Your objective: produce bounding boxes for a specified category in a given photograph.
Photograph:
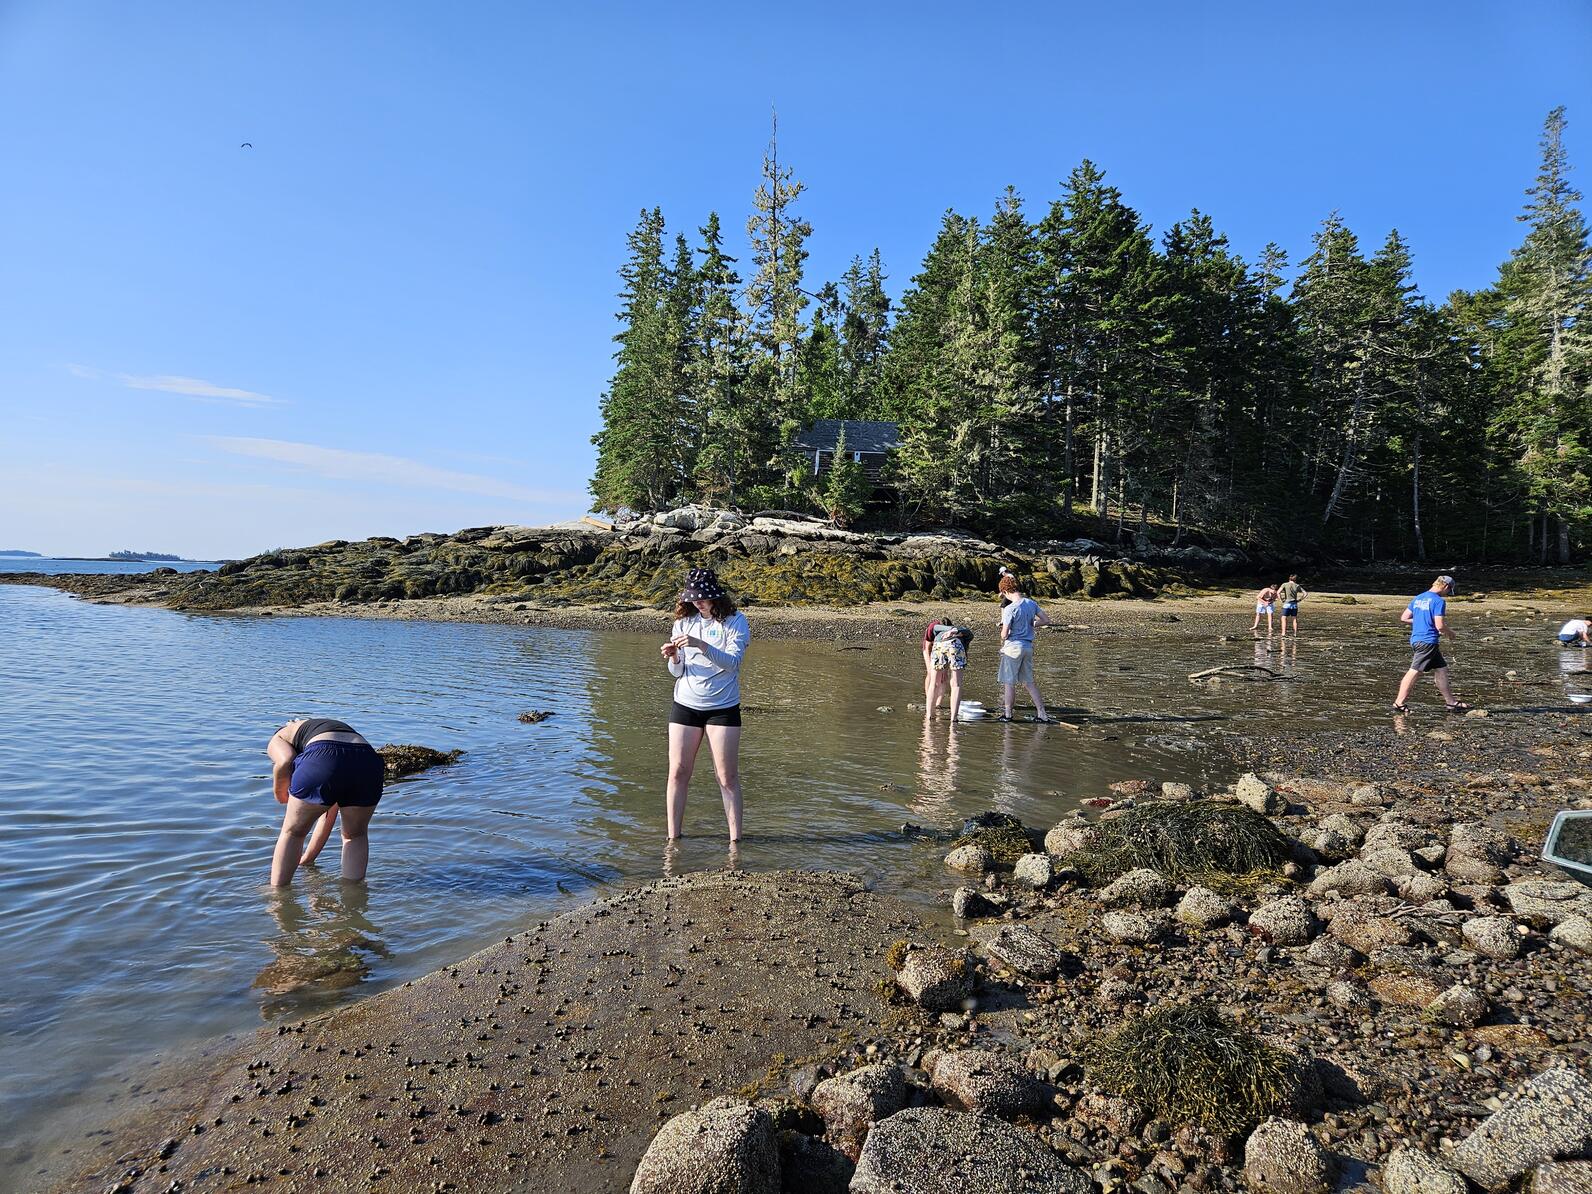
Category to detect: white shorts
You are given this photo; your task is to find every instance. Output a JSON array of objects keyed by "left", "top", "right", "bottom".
[
  {"left": 1256, "top": 602, "right": 1274, "bottom": 614},
  {"left": 997, "top": 641, "right": 1034, "bottom": 686}
]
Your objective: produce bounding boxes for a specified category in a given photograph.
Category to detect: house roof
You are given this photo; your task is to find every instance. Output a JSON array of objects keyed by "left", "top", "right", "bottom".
[{"left": 790, "top": 419, "right": 901, "bottom": 454}]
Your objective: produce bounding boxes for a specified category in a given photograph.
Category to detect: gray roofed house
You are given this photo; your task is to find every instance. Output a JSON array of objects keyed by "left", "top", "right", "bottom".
[{"left": 790, "top": 419, "right": 901, "bottom": 484}]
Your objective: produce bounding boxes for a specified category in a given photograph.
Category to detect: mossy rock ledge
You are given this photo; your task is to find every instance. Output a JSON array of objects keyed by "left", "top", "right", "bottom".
[{"left": 45, "top": 511, "right": 1204, "bottom": 612}]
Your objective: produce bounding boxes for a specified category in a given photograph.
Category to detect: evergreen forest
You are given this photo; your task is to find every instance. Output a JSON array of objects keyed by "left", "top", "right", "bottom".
[{"left": 590, "top": 110, "right": 1592, "bottom": 564}]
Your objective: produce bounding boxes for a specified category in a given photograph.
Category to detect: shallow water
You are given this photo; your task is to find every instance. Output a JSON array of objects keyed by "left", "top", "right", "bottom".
[{"left": 2, "top": 583, "right": 1587, "bottom": 1174}]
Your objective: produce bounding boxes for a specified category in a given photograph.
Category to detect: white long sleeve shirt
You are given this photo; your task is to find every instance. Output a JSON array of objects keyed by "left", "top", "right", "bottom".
[{"left": 666, "top": 612, "right": 750, "bottom": 710}]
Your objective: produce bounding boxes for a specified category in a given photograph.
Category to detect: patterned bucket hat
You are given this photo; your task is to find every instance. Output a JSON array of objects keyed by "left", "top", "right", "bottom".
[{"left": 680, "top": 568, "right": 727, "bottom": 601}]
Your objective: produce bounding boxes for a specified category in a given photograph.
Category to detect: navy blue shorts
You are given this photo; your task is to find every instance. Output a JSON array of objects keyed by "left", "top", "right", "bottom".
[
  {"left": 289, "top": 741, "right": 385, "bottom": 807},
  {"left": 1282, "top": 604, "right": 1299, "bottom": 617}
]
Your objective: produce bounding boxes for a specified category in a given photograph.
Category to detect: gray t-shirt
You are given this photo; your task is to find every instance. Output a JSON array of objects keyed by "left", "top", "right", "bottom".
[
  {"left": 1001, "top": 597, "right": 1041, "bottom": 646},
  {"left": 667, "top": 611, "right": 750, "bottom": 710}
]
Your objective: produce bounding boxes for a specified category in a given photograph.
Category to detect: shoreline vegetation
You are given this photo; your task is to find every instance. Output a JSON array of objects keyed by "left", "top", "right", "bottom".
[
  {"left": 23, "top": 704, "right": 1592, "bottom": 1192},
  {"left": 588, "top": 111, "right": 1591, "bottom": 570}
]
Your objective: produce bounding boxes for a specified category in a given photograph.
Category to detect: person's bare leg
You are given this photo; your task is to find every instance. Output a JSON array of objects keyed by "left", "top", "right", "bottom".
[
  {"left": 1025, "top": 680, "right": 1048, "bottom": 721},
  {"left": 1433, "top": 667, "right": 1456, "bottom": 705},
  {"left": 705, "top": 723, "right": 743, "bottom": 840},
  {"left": 271, "top": 799, "right": 331, "bottom": 887},
  {"left": 300, "top": 804, "right": 339, "bottom": 865},
  {"left": 924, "top": 660, "right": 935, "bottom": 707},
  {"left": 1002, "top": 681, "right": 1016, "bottom": 719},
  {"left": 927, "top": 667, "right": 946, "bottom": 713},
  {"left": 337, "top": 804, "right": 377, "bottom": 882},
  {"left": 666, "top": 724, "right": 705, "bottom": 839},
  {"left": 948, "top": 669, "right": 963, "bottom": 722},
  {"left": 1394, "top": 668, "right": 1421, "bottom": 707}
]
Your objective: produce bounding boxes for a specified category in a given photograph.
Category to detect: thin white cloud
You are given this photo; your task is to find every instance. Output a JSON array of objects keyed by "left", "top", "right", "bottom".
[
  {"left": 66, "top": 364, "right": 282, "bottom": 407},
  {"left": 204, "top": 436, "right": 582, "bottom": 505}
]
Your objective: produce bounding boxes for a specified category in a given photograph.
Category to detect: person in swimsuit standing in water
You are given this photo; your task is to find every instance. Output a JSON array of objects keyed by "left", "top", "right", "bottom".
[
  {"left": 661, "top": 569, "right": 749, "bottom": 841},
  {"left": 266, "top": 718, "right": 385, "bottom": 886}
]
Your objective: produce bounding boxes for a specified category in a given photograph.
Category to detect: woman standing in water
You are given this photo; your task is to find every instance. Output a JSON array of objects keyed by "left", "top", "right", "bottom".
[
  {"left": 266, "top": 718, "right": 384, "bottom": 886},
  {"left": 661, "top": 568, "right": 749, "bottom": 841}
]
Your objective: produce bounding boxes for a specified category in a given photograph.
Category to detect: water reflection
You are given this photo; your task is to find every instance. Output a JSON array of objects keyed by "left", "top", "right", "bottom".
[
  {"left": 913, "top": 711, "right": 961, "bottom": 822},
  {"left": 254, "top": 881, "right": 389, "bottom": 1017}
]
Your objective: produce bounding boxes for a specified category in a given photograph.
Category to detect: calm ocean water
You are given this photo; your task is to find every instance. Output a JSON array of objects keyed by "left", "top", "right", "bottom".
[
  {"left": 2, "top": 580, "right": 1584, "bottom": 1176},
  {"left": 0, "top": 557, "right": 219, "bottom": 575}
]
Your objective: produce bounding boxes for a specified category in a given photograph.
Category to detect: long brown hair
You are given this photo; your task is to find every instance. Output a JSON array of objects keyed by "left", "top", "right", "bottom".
[{"left": 675, "top": 595, "right": 738, "bottom": 621}]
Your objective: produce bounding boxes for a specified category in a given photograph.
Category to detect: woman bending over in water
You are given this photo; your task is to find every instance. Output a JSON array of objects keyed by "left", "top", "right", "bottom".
[
  {"left": 661, "top": 568, "right": 749, "bottom": 841},
  {"left": 266, "top": 718, "right": 384, "bottom": 886}
]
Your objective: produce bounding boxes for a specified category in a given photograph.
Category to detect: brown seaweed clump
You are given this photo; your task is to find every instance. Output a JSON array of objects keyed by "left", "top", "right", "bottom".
[
  {"left": 517, "top": 710, "right": 553, "bottom": 724},
  {"left": 1071, "top": 800, "right": 1292, "bottom": 885},
  {"left": 1083, "top": 1001, "right": 1301, "bottom": 1136},
  {"left": 378, "top": 743, "right": 463, "bottom": 780}
]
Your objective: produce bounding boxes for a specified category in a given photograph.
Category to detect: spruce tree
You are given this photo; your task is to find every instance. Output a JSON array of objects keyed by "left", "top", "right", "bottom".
[{"left": 687, "top": 212, "right": 748, "bottom": 505}]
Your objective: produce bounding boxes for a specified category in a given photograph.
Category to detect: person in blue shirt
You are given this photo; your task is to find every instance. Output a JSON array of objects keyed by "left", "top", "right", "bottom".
[
  {"left": 996, "top": 573, "right": 1053, "bottom": 722},
  {"left": 1393, "top": 574, "right": 1470, "bottom": 713}
]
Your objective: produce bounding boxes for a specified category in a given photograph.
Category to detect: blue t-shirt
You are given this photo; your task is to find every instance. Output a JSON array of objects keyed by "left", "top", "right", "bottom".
[
  {"left": 1407, "top": 591, "right": 1446, "bottom": 644},
  {"left": 1001, "top": 597, "right": 1041, "bottom": 646}
]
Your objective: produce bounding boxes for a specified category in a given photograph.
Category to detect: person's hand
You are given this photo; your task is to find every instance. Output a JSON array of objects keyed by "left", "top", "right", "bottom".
[
  {"left": 661, "top": 641, "right": 680, "bottom": 661},
  {"left": 675, "top": 633, "right": 700, "bottom": 651}
]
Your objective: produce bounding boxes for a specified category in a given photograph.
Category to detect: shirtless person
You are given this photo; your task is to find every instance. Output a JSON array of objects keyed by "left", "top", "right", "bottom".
[
  {"left": 266, "top": 718, "right": 385, "bottom": 886},
  {"left": 1252, "top": 584, "right": 1279, "bottom": 636}
]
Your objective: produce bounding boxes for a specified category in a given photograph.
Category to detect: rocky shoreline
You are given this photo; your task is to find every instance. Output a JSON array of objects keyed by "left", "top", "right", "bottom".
[{"left": 30, "top": 709, "right": 1592, "bottom": 1194}]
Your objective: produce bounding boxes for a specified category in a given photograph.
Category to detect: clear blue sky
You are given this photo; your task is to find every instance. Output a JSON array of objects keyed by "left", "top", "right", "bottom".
[{"left": 2, "top": 1, "right": 1588, "bottom": 558}]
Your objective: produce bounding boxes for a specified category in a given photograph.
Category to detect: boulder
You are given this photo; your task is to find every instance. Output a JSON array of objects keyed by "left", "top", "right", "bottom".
[
  {"left": 929, "top": 1049, "right": 1049, "bottom": 1118},
  {"left": 1550, "top": 915, "right": 1592, "bottom": 954},
  {"left": 1447, "top": 854, "right": 1506, "bottom": 885},
  {"left": 1326, "top": 979, "right": 1373, "bottom": 1011},
  {"left": 1462, "top": 916, "right": 1524, "bottom": 960},
  {"left": 1176, "top": 885, "right": 1235, "bottom": 929},
  {"left": 1248, "top": 895, "right": 1319, "bottom": 946},
  {"left": 1234, "top": 773, "right": 1284, "bottom": 815},
  {"left": 1101, "top": 910, "right": 1168, "bottom": 945},
  {"left": 810, "top": 1064, "right": 910, "bottom": 1161},
  {"left": 1369, "top": 971, "right": 1445, "bottom": 1008},
  {"left": 1074, "top": 1092, "right": 1147, "bottom": 1136},
  {"left": 1531, "top": 1161, "right": 1592, "bottom": 1194},
  {"left": 1503, "top": 880, "right": 1592, "bottom": 929},
  {"left": 1044, "top": 821, "right": 1095, "bottom": 857},
  {"left": 1242, "top": 1118, "right": 1334, "bottom": 1194},
  {"left": 1362, "top": 847, "right": 1423, "bottom": 880},
  {"left": 1364, "top": 820, "right": 1431, "bottom": 853},
  {"left": 1382, "top": 1145, "right": 1469, "bottom": 1194},
  {"left": 1304, "top": 936, "right": 1360, "bottom": 969},
  {"left": 1310, "top": 828, "right": 1355, "bottom": 862},
  {"left": 1099, "top": 868, "right": 1174, "bottom": 908},
  {"left": 1399, "top": 872, "right": 1450, "bottom": 905},
  {"left": 1011, "top": 853, "right": 1054, "bottom": 890},
  {"left": 1424, "top": 982, "right": 1490, "bottom": 1028},
  {"left": 984, "top": 924, "right": 1065, "bottom": 980},
  {"left": 1309, "top": 860, "right": 1394, "bottom": 899},
  {"left": 1161, "top": 781, "right": 1197, "bottom": 801},
  {"left": 945, "top": 845, "right": 996, "bottom": 875},
  {"left": 850, "top": 1107, "right": 1090, "bottom": 1194},
  {"left": 951, "top": 887, "right": 1008, "bottom": 919},
  {"left": 1319, "top": 813, "right": 1366, "bottom": 845},
  {"left": 1452, "top": 1067, "right": 1592, "bottom": 1189},
  {"left": 630, "top": 1097, "right": 780, "bottom": 1194},
  {"left": 1449, "top": 822, "right": 1513, "bottom": 866},
  {"left": 1328, "top": 906, "right": 1414, "bottom": 954},
  {"left": 894, "top": 945, "right": 974, "bottom": 1012}
]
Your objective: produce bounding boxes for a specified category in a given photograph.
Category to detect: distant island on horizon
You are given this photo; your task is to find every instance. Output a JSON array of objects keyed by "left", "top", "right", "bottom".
[
  {"left": 108, "top": 550, "right": 186, "bottom": 562},
  {"left": 0, "top": 549, "right": 43, "bottom": 557}
]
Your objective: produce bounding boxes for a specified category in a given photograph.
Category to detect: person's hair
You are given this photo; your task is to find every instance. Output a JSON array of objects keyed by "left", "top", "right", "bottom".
[
  {"left": 997, "top": 573, "right": 1020, "bottom": 596},
  {"left": 675, "top": 595, "right": 737, "bottom": 621},
  {"left": 1288, "top": 574, "right": 1298, "bottom": 581}
]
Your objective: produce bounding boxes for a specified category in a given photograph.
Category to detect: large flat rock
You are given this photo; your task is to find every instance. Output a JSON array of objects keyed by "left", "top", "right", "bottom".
[{"left": 36, "top": 871, "right": 917, "bottom": 1194}]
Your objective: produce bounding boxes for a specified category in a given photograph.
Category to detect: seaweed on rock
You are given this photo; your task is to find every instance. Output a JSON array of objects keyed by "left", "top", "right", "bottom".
[
  {"left": 378, "top": 744, "right": 463, "bottom": 780},
  {"left": 1070, "top": 801, "right": 1292, "bottom": 885},
  {"left": 1083, "top": 1001, "right": 1300, "bottom": 1136}
]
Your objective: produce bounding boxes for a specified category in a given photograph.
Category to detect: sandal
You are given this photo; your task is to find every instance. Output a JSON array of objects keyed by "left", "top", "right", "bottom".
[
  {"left": 1391, "top": 703, "right": 1410, "bottom": 714},
  {"left": 1445, "top": 701, "right": 1472, "bottom": 713},
  {"left": 1032, "top": 715, "right": 1053, "bottom": 724},
  {"left": 994, "top": 715, "right": 1013, "bottom": 723}
]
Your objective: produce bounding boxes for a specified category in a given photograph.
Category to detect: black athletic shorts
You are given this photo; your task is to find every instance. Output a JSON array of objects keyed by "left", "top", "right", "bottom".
[
  {"left": 1409, "top": 642, "right": 1447, "bottom": 673},
  {"left": 670, "top": 701, "right": 742, "bottom": 728}
]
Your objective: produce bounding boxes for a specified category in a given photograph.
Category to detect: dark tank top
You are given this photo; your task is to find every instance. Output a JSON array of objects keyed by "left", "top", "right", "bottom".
[{"left": 289, "top": 718, "right": 357, "bottom": 750}]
